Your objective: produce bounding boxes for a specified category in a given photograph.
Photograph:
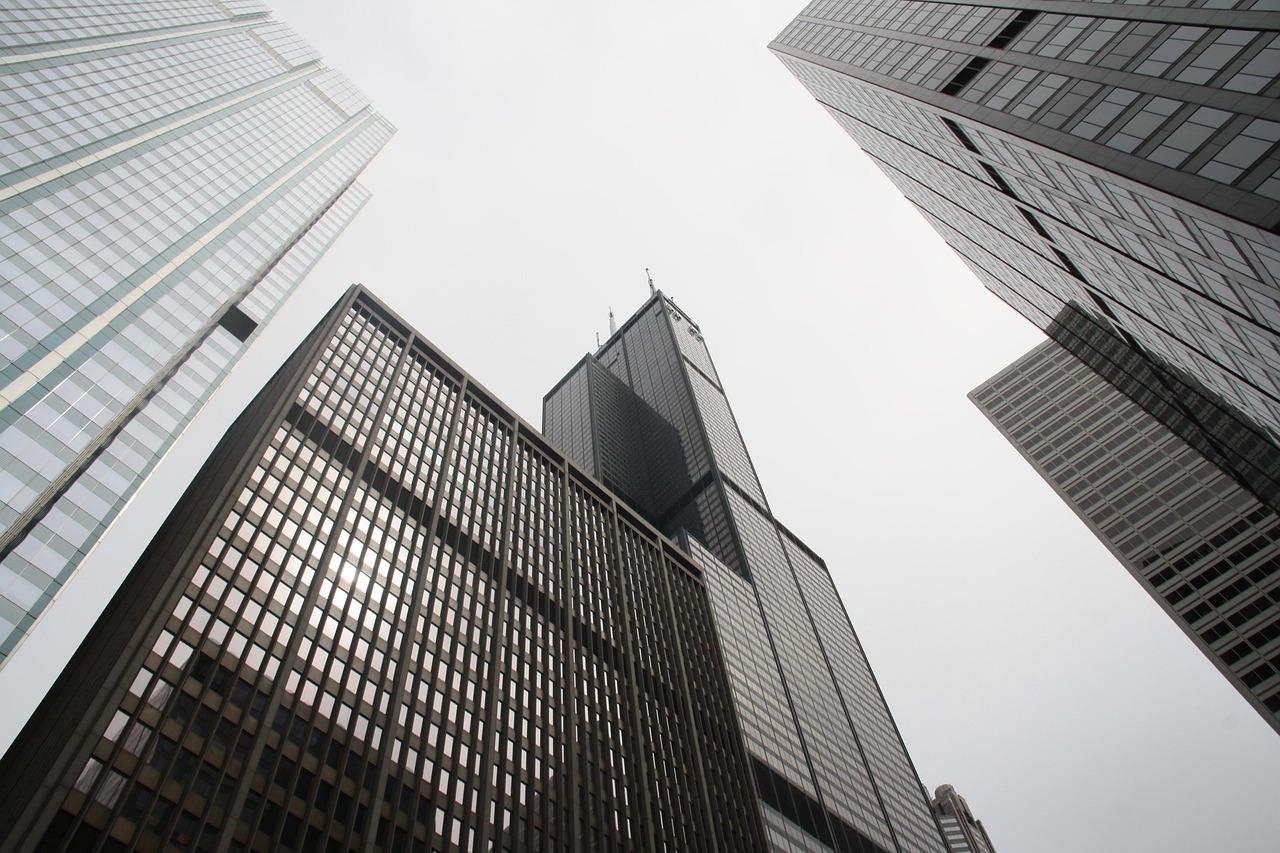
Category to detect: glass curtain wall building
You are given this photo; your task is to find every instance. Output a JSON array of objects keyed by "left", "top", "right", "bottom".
[
  {"left": 971, "top": 336, "right": 1280, "bottom": 733},
  {"left": 0, "top": 287, "right": 766, "bottom": 853},
  {"left": 0, "top": 1, "right": 393, "bottom": 665},
  {"left": 544, "top": 291, "right": 946, "bottom": 853},
  {"left": 770, "top": 1, "right": 1280, "bottom": 443}
]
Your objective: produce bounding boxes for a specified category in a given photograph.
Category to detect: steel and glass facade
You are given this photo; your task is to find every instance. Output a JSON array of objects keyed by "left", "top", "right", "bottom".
[
  {"left": 544, "top": 292, "right": 946, "bottom": 853},
  {"left": 771, "top": 1, "right": 1280, "bottom": 443},
  {"left": 971, "top": 337, "right": 1280, "bottom": 733},
  {"left": 0, "top": 1, "right": 393, "bottom": 665},
  {"left": 0, "top": 287, "right": 766, "bottom": 852}
]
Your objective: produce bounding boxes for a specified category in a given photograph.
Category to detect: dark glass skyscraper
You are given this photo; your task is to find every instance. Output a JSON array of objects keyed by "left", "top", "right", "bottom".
[
  {"left": 0, "top": 287, "right": 767, "bottom": 852},
  {"left": 771, "top": 0, "right": 1280, "bottom": 741},
  {"left": 971, "top": 333, "right": 1280, "bottom": 733},
  {"left": 0, "top": 1, "right": 393, "bottom": 667},
  {"left": 771, "top": 2, "right": 1280, "bottom": 443},
  {"left": 544, "top": 291, "right": 947, "bottom": 853}
]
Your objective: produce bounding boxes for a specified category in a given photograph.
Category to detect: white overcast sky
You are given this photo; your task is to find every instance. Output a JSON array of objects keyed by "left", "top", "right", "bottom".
[{"left": 10, "top": 2, "right": 1280, "bottom": 852}]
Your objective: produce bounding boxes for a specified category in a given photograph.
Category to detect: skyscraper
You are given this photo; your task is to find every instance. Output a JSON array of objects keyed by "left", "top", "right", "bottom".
[
  {"left": 544, "top": 290, "right": 947, "bottom": 852},
  {"left": 0, "top": 286, "right": 767, "bottom": 852},
  {"left": 770, "top": 2, "right": 1280, "bottom": 442},
  {"left": 931, "top": 784, "right": 997, "bottom": 853},
  {"left": 970, "top": 333, "right": 1280, "bottom": 733},
  {"left": 0, "top": 2, "right": 393, "bottom": 666}
]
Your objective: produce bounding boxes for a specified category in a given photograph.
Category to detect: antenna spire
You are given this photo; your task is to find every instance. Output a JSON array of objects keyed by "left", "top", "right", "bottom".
[
  {"left": 646, "top": 268, "right": 655, "bottom": 297},
  {"left": 608, "top": 308, "right": 617, "bottom": 336},
  {"left": 595, "top": 331, "right": 601, "bottom": 348}
]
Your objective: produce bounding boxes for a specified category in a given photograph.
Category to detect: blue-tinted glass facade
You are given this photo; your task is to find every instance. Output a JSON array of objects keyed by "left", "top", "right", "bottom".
[{"left": 0, "top": 2, "right": 393, "bottom": 664}]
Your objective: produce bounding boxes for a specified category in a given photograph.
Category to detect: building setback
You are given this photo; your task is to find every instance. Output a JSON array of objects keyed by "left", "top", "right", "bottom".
[
  {"left": 0, "top": 287, "right": 768, "bottom": 852},
  {"left": 931, "top": 784, "right": 996, "bottom": 853},
  {"left": 770, "top": 1, "right": 1280, "bottom": 443},
  {"left": 544, "top": 291, "right": 947, "bottom": 852},
  {"left": 971, "top": 335, "right": 1280, "bottom": 733},
  {"left": 0, "top": 1, "right": 393, "bottom": 665}
]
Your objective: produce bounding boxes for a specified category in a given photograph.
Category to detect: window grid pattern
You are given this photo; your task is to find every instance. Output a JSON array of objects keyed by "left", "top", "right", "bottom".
[
  {"left": 489, "top": 439, "right": 568, "bottom": 849},
  {"left": 669, "top": 314, "right": 721, "bottom": 386},
  {"left": 772, "top": 44, "right": 1280, "bottom": 444},
  {"left": 587, "top": 361, "right": 641, "bottom": 502},
  {"left": 684, "top": 344, "right": 768, "bottom": 506},
  {"left": 663, "top": 545, "right": 770, "bottom": 851},
  {"left": 683, "top": 537, "right": 815, "bottom": 794},
  {"left": 0, "top": 5, "right": 392, "bottom": 666},
  {"left": 0, "top": 28, "right": 284, "bottom": 176},
  {"left": 0, "top": 176, "right": 377, "bottom": 661},
  {"left": 691, "top": 484, "right": 751, "bottom": 580},
  {"left": 586, "top": 360, "right": 664, "bottom": 514},
  {"left": 782, "top": 537, "right": 947, "bottom": 853},
  {"left": 776, "top": 4, "right": 1280, "bottom": 199},
  {"left": 0, "top": 2, "right": 237, "bottom": 49},
  {"left": 23, "top": 291, "right": 764, "bottom": 852},
  {"left": 544, "top": 292, "right": 945, "bottom": 852},
  {"left": 541, "top": 365, "right": 595, "bottom": 480},
  {"left": 546, "top": 300, "right": 751, "bottom": 576},
  {"left": 597, "top": 302, "right": 715, "bottom": 487},
  {"left": 1, "top": 83, "right": 343, "bottom": 391},
  {"left": 973, "top": 340, "right": 1280, "bottom": 731},
  {"left": 724, "top": 489, "right": 896, "bottom": 851},
  {"left": 763, "top": 803, "right": 841, "bottom": 853}
]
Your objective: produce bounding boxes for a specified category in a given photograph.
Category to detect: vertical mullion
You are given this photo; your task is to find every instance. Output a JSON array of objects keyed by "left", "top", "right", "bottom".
[
  {"left": 606, "top": 510, "right": 660, "bottom": 853},
  {"left": 213, "top": 307, "right": 409, "bottom": 853},
  {"left": 470, "top": 418, "right": 522, "bottom": 852},
  {"left": 408, "top": 373, "right": 471, "bottom": 850},
  {"left": 359, "top": 342, "right": 453, "bottom": 853},
  {"left": 560, "top": 466, "right": 583, "bottom": 853}
]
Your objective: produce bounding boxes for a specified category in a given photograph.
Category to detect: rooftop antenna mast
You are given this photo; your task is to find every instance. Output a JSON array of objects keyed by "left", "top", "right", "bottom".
[
  {"left": 646, "top": 268, "right": 655, "bottom": 297},
  {"left": 608, "top": 309, "right": 617, "bottom": 336}
]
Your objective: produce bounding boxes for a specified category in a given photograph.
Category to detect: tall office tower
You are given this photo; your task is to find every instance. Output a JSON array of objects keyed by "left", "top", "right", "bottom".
[
  {"left": 1044, "top": 304, "right": 1280, "bottom": 515},
  {"left": 770, "top": 2, "right": 1280, "bottom": 444},
  {"left": 544, "top": 292, "right": 947, "bottom": 853},
  {"left": 930, "top": 785, "right": 996, "bottom": 853},
  {"left": 0, "top": 2, "right": 393, "bottom": 666},
  {"left": 0, "top": 287, "right": 767, "bottom": 852},
  {"left": 971, "top": 336, "right": 1280, "bottom": 733}
]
